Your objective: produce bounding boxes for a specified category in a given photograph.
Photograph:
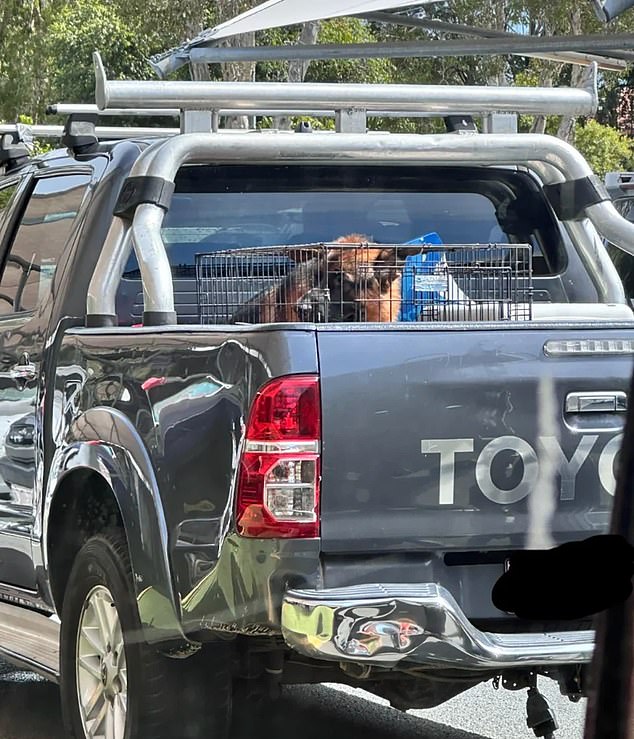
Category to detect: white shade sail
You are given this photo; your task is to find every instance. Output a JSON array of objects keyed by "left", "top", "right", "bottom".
[{"left": 208, "top": 1, "right": 440, "bottom": 40}]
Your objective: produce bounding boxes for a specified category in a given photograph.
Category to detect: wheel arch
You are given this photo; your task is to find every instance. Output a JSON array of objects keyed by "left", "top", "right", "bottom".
[{"left": 45, "top": 407, "right": 190, "bottom": 649}]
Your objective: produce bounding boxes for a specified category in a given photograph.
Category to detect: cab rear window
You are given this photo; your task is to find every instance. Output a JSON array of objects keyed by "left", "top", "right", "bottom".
[{"left": 121, "top": 164, "right": 565, "bottom": 279}]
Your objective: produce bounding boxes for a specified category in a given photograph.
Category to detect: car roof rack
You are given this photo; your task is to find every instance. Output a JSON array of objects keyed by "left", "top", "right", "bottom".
[
  {"left": 60, "top": 114, "right": 100, "bottom": 155},
  {"left": 0, "top": 122, "right": 181, "bottom": 141},
  {"left": 85, "top": 52, "right": 634, "bottom": 330},
  {"left": 2, "top": 53, "right": 598, "bottom": 156},
  {"left": 0, "top": 126, "right": 32, "bottom": 174},
  {"left": 46, "top": 102, "right": 489, "bottom": 135},
  {"left": 92, "top": 51, "right": 599, "bottom": 134},
  {"left": 605, "top": 171, "right": 634, "bottom": 198}
]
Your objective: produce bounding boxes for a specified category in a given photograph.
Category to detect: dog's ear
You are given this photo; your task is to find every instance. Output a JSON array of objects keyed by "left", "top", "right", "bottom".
[
  {"left": 375, "top": 249, "right": 401, "bottom": 291},
  {"left": 334, "top": 233, "right": 372, "bottom": 245},
  {"left": 327, "top": 234, "right": 372, "bottom": 261}
]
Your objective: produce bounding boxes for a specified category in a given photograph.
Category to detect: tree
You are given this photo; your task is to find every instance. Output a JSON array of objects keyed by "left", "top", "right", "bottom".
[
  {"left": 273, "top": 21, "right": 320, "bottom": 130},
  {"left": 45, "top": 0, "right": 152, "bottom": 110},
  {"left": 0, "top": 0, "right": 50, "bottom": 122},
  {"left": 574, "top": 119, "right": 634, "bottom": 176}
]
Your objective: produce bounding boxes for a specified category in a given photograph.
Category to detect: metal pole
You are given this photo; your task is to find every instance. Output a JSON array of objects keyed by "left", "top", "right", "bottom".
[
  {"left": 46, "top": 103, "right": 181, "bottom": 117},
  {"left": 43, "top": 104, "right": 492, "bottom": 120},
  {"left": 94, "top": 53, "right": 598, "bottom": 117},
  {"left": 0, "top": 124, "right": 181, "bottom": 139},
  {"left": 185, "top": 34, "right": 634, "bottom": 64},
  {"left": 359, "top": 11, "right": 632, "bottom": 69}
]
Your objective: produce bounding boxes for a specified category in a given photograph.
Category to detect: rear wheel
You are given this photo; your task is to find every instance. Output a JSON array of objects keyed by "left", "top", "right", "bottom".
[{"left": 60, "top": 530, "right": 232, "bottom": 739}]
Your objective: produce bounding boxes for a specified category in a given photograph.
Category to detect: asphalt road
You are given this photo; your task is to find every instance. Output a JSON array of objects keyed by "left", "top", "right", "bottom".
[{"left": 0, "top": 660, "right": 586, "bottom": 739}]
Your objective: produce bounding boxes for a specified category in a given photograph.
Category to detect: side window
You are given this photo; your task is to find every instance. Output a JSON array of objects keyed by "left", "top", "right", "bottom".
[
  {"left": 0, "top": 173, "right": 90, "bottom": 315},
  {"left": 0, "top": 182, "right": 19, "bottom": 228}
]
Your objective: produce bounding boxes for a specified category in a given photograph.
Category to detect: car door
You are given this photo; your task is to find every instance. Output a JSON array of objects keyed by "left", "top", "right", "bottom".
[{"left": 0, "top": 170, "right": 91, "bottom": 589}]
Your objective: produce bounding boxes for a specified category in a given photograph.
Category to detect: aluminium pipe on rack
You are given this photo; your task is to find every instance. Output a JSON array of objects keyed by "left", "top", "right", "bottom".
[
  {"left": 87, "top": 132, "right": 631, "bottom": 323},
  {"left": 46, "top": 104, "right": 539, "bottom": 120},
  {"left": 95, "top": 79, "right": 597, "bottom": 116},
  {"left": 93, "top": 52, "right": 598, "bottom": 118}
]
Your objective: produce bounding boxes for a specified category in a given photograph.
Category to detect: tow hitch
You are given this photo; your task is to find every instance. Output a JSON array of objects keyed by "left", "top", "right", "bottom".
[
  {"left": 526, "top": 685, "right": 559, "bottom": 738},
  {"left": 494, "top": 672, "right": 559, "bottom": 738}
]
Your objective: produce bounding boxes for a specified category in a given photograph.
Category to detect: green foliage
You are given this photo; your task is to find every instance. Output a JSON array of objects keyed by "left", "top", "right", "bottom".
[
  {"left": 46, "top": 0, "right": 152, "bottom": 106},
  {"left": 256, "top": 18, "right": 394, "bottom": 86},
  {"left": 573, "top": 119, "right": 634, "bottom": 176},
  {"left": 255, "top": 25, "right": 301, "bottom": 82},
  {"left": 0, "top": 0, "right": 49, "bottom": 121},
  {"left": 305, "top": 18, "right": 394, "bottom": 85},
  {"left": 0, "top": 186, "right": 14, "bottom": 211},
  {"left": 1, "top": 0, "right": 634, "bottom": 143}
]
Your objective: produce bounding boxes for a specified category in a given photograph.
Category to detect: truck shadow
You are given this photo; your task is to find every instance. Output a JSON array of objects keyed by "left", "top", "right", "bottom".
[
  {"left": 233, "top": 685, "right": 489, "bottom": 739},
  {"left": 0, "top": 663, "right": 489, "bottom": 739},
  {"left": 0, "top": 664, "right": 64, "bottom": 739}
]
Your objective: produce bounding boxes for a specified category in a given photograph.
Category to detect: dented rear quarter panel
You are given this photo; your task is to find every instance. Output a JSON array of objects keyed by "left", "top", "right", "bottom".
[{"left": 49, "top": 325, "right": 320, "bottom": 635}]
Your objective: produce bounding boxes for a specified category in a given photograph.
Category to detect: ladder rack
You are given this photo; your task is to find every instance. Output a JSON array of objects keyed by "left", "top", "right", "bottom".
[
  {"left": 45, "top": 103, "right": 501, "bottom": 120},
  {"left": 93, "top": 52, "right": 599, "bottom": 134}
]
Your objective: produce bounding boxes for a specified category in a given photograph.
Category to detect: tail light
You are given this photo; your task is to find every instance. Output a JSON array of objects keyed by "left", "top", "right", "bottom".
[{"left": 236, "top": 375, "right": 321, "bottom": 538}]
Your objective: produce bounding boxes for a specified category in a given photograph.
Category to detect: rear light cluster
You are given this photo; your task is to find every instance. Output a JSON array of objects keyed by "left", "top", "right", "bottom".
[{"left": 236, "top": 375, "right": 321, "bottom": 538}]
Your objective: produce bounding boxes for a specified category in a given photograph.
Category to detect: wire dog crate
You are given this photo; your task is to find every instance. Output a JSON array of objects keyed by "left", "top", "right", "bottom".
[{"left": 195, "top": 243, "right": 533, "bottom": 325}]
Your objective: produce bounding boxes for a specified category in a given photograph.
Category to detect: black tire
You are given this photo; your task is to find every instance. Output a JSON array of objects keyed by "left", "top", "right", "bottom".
[{"left": 60, "top": 529, "right": 233, "bottom": 739}]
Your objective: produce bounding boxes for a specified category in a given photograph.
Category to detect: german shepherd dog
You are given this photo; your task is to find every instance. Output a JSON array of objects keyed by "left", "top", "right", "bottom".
[{"left": 231, "top": 234, "right": 402, "bottom": 323}]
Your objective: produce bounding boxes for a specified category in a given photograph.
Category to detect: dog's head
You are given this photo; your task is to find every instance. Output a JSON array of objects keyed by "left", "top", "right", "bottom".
[{"left": 324, "top": 235, "right": 401, "bottom": 321}]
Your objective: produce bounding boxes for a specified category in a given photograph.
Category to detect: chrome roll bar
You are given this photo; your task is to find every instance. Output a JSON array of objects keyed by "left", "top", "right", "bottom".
[
  {"left": 87, "top": 130, "right": 632, "bottom": 323},
  {"left": 87, "top": 54, "right": 632, "bottom": 324}
]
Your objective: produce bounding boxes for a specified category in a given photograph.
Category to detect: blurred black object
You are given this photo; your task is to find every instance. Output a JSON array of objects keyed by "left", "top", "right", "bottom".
[
  {"left": 592, "top": 0, "right": 634, "bottom": 21},
  {"left": 492, "top": 535, "right": 634, "bottom": 620}
]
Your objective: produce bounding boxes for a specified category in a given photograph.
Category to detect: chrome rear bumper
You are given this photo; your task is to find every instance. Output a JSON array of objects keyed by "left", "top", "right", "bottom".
[{"left": 281, "top": 583, "right": 594, "bottom": 670}]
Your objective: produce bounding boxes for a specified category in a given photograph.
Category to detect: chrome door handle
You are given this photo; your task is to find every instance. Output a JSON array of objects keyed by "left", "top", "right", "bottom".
[
  {"left": 9, "top": 364, "right": 36, "bottom": 382},
  {"left": 565, "top": 391, "right": 627, "bottom": 413},
  {"left": 9, "top": 353, "right": 37, "bottom": 384}
]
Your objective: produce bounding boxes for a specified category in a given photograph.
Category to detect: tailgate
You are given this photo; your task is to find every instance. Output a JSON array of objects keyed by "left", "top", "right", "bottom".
[{"left": 317, "top": 325, "right": 633, "bottom": 554}]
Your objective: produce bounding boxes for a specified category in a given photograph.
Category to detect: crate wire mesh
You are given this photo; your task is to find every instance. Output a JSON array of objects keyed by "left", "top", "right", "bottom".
[{"left": 195, "top": 242, "right": 533, "bottom": 325}]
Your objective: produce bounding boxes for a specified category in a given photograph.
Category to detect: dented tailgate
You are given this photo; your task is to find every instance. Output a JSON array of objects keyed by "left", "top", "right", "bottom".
[{"left": 317, "top": 324, "right": 634, "bottom": 554}]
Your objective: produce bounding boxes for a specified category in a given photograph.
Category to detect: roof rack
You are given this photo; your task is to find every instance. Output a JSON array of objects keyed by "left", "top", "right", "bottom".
[
  {"left": 0, "top": 126, "right": 32, "bottom": 173},
  {"left": 0, "top": 123, "right": 181, "bottom": 141},
  {"left": 47, "top": 103, "right": 181, "bottom": 118},
  {"left": 93, "top": 52, "right": 599, "bottom": 133},
  {"left": 47, "top": 102, "right": 478, "bottom": 121},
  {"left": 60, "top": 114, "right": 100, "bottom": 154}
]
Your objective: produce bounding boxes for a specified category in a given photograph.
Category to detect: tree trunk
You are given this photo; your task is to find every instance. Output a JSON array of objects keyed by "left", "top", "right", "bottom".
[
  {"left": 556, "top": 8, "right": 584, "bottom": 143},
  {"left": 215, "top": 0, "right": 256, "bottom": 128},
  {"left": 185, "top": 23, "right": 210, "bottom": 81},
  {"left": 485, "top": 0, "right": 508, "bottom": 87},
  {"left": 275, "top": 21, "right": 321, "bottom": 130}
]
